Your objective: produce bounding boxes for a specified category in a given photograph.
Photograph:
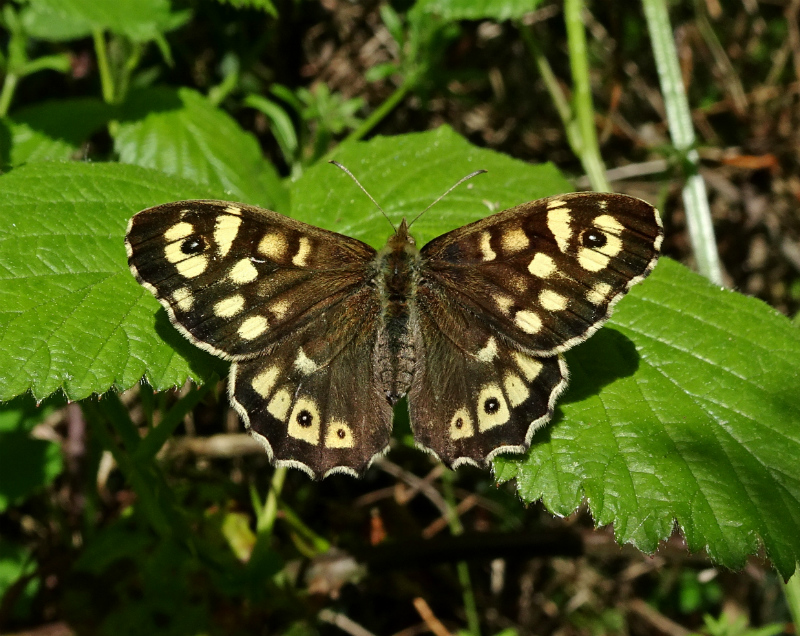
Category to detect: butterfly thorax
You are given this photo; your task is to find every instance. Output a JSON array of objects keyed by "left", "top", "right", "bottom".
[{"left": 374, "top": 219, "right": 420, "bottom": 405}]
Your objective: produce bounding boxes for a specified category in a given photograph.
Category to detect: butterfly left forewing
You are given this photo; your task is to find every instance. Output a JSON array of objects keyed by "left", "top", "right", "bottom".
[{"left": 420, "top": 193, "right": 663, "bottom": 355}]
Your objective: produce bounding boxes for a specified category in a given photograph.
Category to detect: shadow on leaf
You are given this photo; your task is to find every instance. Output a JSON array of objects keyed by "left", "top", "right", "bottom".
[
  {"left": 153, "top": 309, "right": 228, "bottom": 382},
  {"left": 560, "top": 326, "right": 640, "bottom": 406}
]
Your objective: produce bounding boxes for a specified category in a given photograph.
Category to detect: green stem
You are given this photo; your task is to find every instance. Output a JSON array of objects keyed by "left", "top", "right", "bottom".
[
  {"left": 257, "top": 466, "right": 287, "bottom": 535},
  {"left": 642, "top": 0, "right": 724, "bottom": 285},
  {"left": 134, "top": 379, "right": 215, "bottom": 463},
  {"left": 342, "top": 77, "right": 414, "bottom": 145},
  {"left": 564, "top": 0, "right": 610, "bottom": 192},
  {"left": 93, "top": 29, "right": 115, "bottom": 104},
  {"left": 441, "top": 471, "right": 480, "bottom": 636},
  {"left": 82, "top": 401, "right": 173, "bottom": 537},
  {"left": 520, "top": 26, "right": 582, "bottom": 154},
  {"left": 784, "top": 569, "right": 800, "bottom": 632},
  {"left": 279, "top": 502, "right": 330, "bottom": 555},
  {"left": 0, "top": 72, "right": 18, "bottom": 117}
]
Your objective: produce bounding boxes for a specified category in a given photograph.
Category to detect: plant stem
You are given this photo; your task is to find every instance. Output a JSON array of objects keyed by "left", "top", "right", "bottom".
[
  {"left": 342, "top": 77, "right": 413, "bottom": 145},
  {"left": 93, "top": 29, "right": 115, "bottom": 104},
  {"left": 257, "top": 466, "right": 287, "bottom": 535},
  {"left": 520, "top": 26, "right": 583, "bottom": 155},
  {"left": 784, "top": 569, "right": 800, "bottom": 633},
  {"left": 642, "top": 0, "right": 724, "bottom": 285},
  {"left": 441, "top": 471, "right": 480, "bottom": 636},
  {"left": 134, "top": 379, "right": 215, "bottom": 463},
  {"left": 564, "top": 0, "right": 610, "bottom": 192},
  {"left": 0, "top": 72, "right": 18, "bottom": 117}
]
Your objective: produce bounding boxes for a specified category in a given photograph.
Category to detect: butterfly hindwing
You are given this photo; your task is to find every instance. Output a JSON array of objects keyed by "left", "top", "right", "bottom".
[
  {"left": 420, "top": 193, "right": 663, "bottom": 355},
  {"left": 230, "top": 287, "right": 393, "bottom": 478},
  {"left": 408, "top": 298, "right": 568, "bottom": 466},
  {"left": 126, "top": 200, "right": 375, "bottom": 360}
]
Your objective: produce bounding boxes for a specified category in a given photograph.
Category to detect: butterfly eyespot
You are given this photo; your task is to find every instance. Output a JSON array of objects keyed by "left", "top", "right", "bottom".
[
  {"left": 336, "top": 428, "right": 346, "bottom": 439},
  {"left": 581, "top": 230, "right": 607, "bottom": 249},
  {"left": 296, "top": 409, "right": 313, "bottom": 427},
  {"left": 181, "top": 237, "right": 206, "bottom": 255},
  {"left": 454, "top": 417, "right": 464, "bottom": 429},
  {"left": 483, "top": 397, "right": 500, "bottom": 414}
]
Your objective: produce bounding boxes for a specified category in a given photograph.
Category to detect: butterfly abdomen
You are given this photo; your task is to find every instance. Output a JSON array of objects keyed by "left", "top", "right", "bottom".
[{"left": 373, "top": 220, "right": 421, "bottom": 405}]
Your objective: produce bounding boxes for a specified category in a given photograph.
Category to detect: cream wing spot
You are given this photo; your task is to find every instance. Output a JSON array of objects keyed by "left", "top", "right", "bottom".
[
  {"left": 528, "top": 253, "right": 557, "bottom": 278},
  {"left": 293, "top": 348, "right": 319, "bottom": 375},
  {"left": 259, "top": 232, "right": 287, "bottom": 261},
  {"left": 214, "top": 294, "right": 245, "bottom": 318},
  {"left": 479, "top": 231, "right": 496, "bottom": 261},
  {"left": 269, "top": 299, "right": 290, "bottom": 319},
  {"left": 267, "top": 388, "right": 292, "bottom": 421},
  {"left": 449, "top": 407, "right": 475, "bottom": 440},
  {"left": 501, "top": 227, "right": 529, "bottom": 254},
  {"left": 577, "top": 248, "right": 611, "bottom": 272},
  {"left": 238, "top": 316, "right": 268, "bottom": 340},
  {"left": 512, "top": 352, "right": 543, "bottom": 381},
  {"left": 515, "top": 310, "right": 542, "bottom": 334},
  {"left": 546, "top": 206, "right": 572, "bottom": 254},
  {"left": 229, "top": 258, "right": 259, "bottom": 283},
  {"left": 288, "top": 397, "right": 321, "bottom": 445},
  {"left": 539, "top": 289, "right": 568, "bottom": 311},
  {"left": 251, "top": 366, "right": 280, "bottom": 398},
  {"left": 164, "top": 222, "right": 193, "bottom": 243},
  {"left": 493, "top": 294, "right": 514, "bottom": 315},
  {"left": 171, "top": 287, "right": 193, "bottom": 311},
  {"left": 175, "top": 255, "right": 209, "bottom": 278},
  {"left": 223, "top": 205, "right": 242, "bottom": 215},
  {"left": 325, "top": 420, "right": 355, "bottom": 449},
  {"left": 214, "top": 214, "right": 241, "bottom": 257},
  {"left": 503, "top": 372, "right": 529, "bottom": 408},
  {"left": 476, "top": 337, "right": 498, "bottom": 362},
  {"left": 587, "top": 282, "right": 612, "bottom": 304},
  {"left": 292, "top": 236, "right": 311, "bottom": 267},
  {"left": 477, "top": 384, "right": 510, "bottom": 432}
]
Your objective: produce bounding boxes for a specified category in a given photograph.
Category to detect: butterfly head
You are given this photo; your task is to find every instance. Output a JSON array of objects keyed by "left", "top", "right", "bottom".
[{"left": 386, "top": 217, "right": 417, "bottom": 252}]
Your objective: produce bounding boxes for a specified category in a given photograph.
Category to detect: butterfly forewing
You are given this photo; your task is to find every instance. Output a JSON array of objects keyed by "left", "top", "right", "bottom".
[
  {"left": 126, "top": 200, "right": 375, "bottom": 360},
  {"left": 420, "top": 193, "right": 663, "bottom": 355}
]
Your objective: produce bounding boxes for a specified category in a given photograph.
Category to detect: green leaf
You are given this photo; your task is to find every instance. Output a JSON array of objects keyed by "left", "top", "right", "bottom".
[
  {"left": 0, "top": 541, "right": 37, "bottom": 616},
  {"left": 21, "top": 0, "right": 189, "bottom": 42},
  {"left": 116, "top": 87, "right": 288, "bottom": 212},
  {"left": 214, "top": 0, "right": 278, "bottom": 16},
  {"left": 4, "top": 98, "right": 113, "bottom": 165},
  {"left": 291, "top": 126, "right": 573, "bottom": 248},
  {"left": 0, "top": 395, "right": 64, "bottom": 512},
  {"left": 415, "top": 0, "right": 545, "bottom": 22},
  {"left": 18, "top": 1, "right": 94, "bottom": 42},
  {"left": 243, "top": 95, "right": 298, "bottom": 165},
  {"left": 495, "top": 258, "right": 800, "bottom": 580},
  {"left": 0, "top": 162, "right": 225, "bottom": 402}
]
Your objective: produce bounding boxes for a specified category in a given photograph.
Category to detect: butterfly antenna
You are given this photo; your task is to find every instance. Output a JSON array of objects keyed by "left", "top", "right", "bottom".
[
  {"left": 329, "top": 160, "right": 396, "bottom": 232},
  {"left": 407, "top": 169, "right": 488, "bottom": 229}
]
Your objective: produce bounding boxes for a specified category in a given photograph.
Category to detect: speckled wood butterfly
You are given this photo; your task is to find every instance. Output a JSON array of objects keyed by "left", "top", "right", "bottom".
[{"left": 126, "top": 177, "right": 662, "bottom": 479}]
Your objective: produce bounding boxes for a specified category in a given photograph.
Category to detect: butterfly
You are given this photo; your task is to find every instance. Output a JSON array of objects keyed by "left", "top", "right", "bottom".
[{"left": 126, "top": 177, "right": 662, "bottom": 479}]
